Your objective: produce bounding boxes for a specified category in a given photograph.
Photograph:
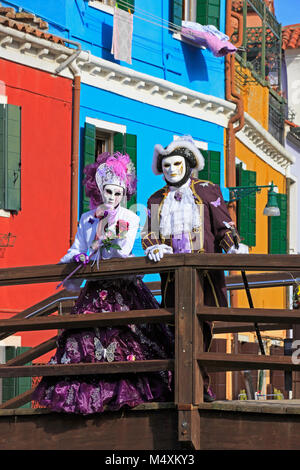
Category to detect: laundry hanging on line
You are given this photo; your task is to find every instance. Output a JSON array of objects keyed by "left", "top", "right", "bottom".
[
  {"left": 181, "top": 21, "right": 237, "bottom": 57},
  {"left": 111, "top": 6, "right": 133, "bottom": 64}
]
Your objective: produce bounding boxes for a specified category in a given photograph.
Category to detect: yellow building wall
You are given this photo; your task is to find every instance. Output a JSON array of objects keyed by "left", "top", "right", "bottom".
[
  {"left": 235, "top": 139, "right": 287, "bottom": 312},
  {"left": 235, "top": 61, "right": 269, "bottom": 130},
  {"left": 217, "top": 60, "right": 288, "bottom": 400}
]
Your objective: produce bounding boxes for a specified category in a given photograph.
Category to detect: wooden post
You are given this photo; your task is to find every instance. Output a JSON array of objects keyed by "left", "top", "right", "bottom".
[
  {"left": 292, "top": 324, "right": 300, "bottom": 398},
  {"left": 175, "top": 266, "right": 204, "bottom": 450},
  {"left": 193, "top": 269, "right": 205, "bottom": 405}
]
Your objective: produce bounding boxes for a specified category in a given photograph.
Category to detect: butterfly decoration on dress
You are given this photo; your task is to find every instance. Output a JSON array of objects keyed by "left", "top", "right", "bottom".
[
  {"left": 210, "top": 197, "right": 221, "bottom": 207},
  {"left": 94, "top": 337, "right": 118, "bottom": 362}
]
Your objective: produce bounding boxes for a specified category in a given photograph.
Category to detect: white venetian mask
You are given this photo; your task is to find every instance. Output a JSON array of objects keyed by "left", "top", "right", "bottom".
[
  {"left": 162, "top": 155, "right": 186, "bottom": 184},
  {"left": 102, "top": 184, "right": 124, "bottom": 208}
]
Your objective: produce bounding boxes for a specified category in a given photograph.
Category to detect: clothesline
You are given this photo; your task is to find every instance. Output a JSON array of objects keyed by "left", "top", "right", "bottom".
[
  {"left": 116, "top": 0, "right": 182, "bottom": 33},
  {"left": 111, "top": 2, "right": 204, "bottom": 46},
  {"left": 115, "top": 0, "right": 237, "bottom": 49},
  {"left": 111, "top": 0, "right": 237, "bottom": 62}
]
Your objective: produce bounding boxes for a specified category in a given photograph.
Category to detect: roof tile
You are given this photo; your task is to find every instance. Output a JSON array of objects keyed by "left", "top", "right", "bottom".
[
  {"left": 282, "top": 25, "right": 300, "bottom": 50},
  {"left": 0, "top": 3, "right": 65, "bottom": 45}
]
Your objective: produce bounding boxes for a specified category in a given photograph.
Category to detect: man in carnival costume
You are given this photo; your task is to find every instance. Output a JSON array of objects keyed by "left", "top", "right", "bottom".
[{"left": 141, "top": 135, "right": 248, "bottom": 402}]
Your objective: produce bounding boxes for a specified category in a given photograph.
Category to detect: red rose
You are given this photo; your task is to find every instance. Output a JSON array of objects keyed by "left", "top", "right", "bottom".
[{"left": 116, "top": 220, "right": 129, "bottom": 235}]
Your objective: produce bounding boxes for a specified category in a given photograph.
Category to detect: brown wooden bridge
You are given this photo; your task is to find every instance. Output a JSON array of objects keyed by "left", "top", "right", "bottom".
[{"left": 1, "top": 253, "right": 300, "bottom": 450}]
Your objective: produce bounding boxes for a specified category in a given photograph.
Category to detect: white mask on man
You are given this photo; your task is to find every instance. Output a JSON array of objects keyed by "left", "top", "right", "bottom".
[{"left": 162, "top": 155, "right": 186, "bottom": 184}]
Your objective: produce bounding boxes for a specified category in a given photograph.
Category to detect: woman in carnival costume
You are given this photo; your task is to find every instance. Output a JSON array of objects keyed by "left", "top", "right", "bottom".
[
  {"left": 33, "top": 152, "right": 174, "bottom": 414},
  {"left": 141, "top": 135, "right": 248, "bottom": 402}
]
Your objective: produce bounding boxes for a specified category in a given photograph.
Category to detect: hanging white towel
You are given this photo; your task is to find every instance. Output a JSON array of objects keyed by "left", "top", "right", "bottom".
[{"left": 111, "top": 7, "right": 133, "bottom": 64}]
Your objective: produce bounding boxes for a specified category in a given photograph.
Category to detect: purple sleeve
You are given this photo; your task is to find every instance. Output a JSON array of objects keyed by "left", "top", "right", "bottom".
[{"left": 208, "top": 185, "right": 240, "bottom": 253}]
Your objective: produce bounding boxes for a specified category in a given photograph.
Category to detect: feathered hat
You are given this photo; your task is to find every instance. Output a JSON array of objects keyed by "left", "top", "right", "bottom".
[
  {"left": 152, "top": 135, "right": 205, "bottom": 175},
  {"left": 83, "top": 152, "right": 137, "bottom": 209}
]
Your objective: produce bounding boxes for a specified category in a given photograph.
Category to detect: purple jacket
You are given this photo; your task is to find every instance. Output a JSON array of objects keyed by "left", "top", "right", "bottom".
[{"left": 141, "top": 177, "right": 238, "bottom": 255}]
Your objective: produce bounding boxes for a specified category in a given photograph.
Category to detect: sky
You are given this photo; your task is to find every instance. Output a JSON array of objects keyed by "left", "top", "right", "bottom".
[{"left": 274, "top": 0, "right": 299, "bottom": 27}]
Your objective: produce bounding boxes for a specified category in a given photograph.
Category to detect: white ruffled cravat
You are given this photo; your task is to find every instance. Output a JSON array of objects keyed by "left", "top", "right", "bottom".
[{"left": 159, "top": 179, "right": 201, "bottom": 238}]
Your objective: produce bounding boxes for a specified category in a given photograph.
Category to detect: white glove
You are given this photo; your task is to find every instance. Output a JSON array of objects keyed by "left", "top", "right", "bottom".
[
  {"left": 227, "top": 243, "right": 249, "bottom": 254},
  {"left": 146, "top": 244, "right": 173, "bottom": 262}
]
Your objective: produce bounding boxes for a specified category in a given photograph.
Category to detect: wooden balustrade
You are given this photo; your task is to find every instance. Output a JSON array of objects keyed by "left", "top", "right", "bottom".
[{"left": 0, "top": 253, "right": 300, "bottom": 449}]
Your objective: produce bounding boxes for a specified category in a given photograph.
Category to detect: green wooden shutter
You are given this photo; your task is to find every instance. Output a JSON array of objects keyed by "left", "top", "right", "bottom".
[
  {"left": 196, "top": 0, "right": 221, "bottom": 28},
  {"left": 114, "top": 132, "right": 137, "bottom": 209},
  {"left": 2, "top": 346, "right": 32, "bottom": 408},
  {"left": 198, "top": 150, "right": 220, "bottom": 185},
  {"left": 269, "top": 194, "right": 287, "bottom": 254},
  {"left": 16, "top": 346, "right": 32, "bottom": 409},
  {"left": 237, "top": 164, "right": 256, "bottom": 247},
  {"left": 118, "top": 0, "right": 135, "bottom": 13},
  {"left": 81, "top": 122, "right": 96, "bottom": 215},
  {"left": 0, "top": 104, "right": 21, "bottom": 212},
  {"left": 2, "top": 346, "right": 16, "bottom": 403},
  {"left": 171, "top": 0, "right": 183, "bottom": 29}
]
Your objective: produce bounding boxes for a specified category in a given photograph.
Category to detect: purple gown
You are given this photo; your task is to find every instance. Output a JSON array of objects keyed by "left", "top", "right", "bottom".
[{"left": 32, "top": 277, "right": 174, "bottom": 415}]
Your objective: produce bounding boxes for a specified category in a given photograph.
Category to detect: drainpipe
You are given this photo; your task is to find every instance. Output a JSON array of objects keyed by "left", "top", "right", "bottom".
[
  {"left": 225, "top": 0, "right": 245, "bottom": 358},
  {"left": 55, "top": 41, "right": 82, "bottom": 246},
  {"left": 69, "top": 66, "right": 81, "bottom": 247},
  {"left": 225, "top": 0, "right": 245, "bottom": 223}
]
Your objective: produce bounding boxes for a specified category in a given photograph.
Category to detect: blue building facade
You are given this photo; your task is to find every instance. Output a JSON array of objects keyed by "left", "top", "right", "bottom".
[{"left": 1, "top": 0, "right": 229, "bottom": 255}]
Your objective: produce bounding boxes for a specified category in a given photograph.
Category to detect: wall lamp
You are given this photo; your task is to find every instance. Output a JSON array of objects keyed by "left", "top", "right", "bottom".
[{"left": 228, "top": 182, "right": 280, "bottom": 216}]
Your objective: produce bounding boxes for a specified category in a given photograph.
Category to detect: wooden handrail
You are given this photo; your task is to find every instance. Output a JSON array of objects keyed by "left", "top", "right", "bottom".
[
  {"left": 197, "top": 352, "right": 297, "bottom": 372},
  {"left": 0, "top": 359, "right": 174, "bottom": 378},
  {"left": 0, "top": 308, "right": 174, "bottom": 333},
  {"left": 197, "top": 306, "right": 300, "bottom": 324},
  {"left": 1, "top": 254, "right": 300, "bottom": 287}
]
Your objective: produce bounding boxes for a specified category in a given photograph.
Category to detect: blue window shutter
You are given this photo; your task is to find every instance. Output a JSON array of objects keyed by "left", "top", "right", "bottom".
[{"left": 0, "top": 104, "right": 21, "bottom": 212}]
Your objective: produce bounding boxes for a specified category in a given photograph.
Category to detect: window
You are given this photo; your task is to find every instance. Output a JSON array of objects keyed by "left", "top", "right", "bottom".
[
  {"left": 0, "top": 104, "right": 21, "bottom": 213},
  {"left": 171, "top": 0, "right": 221, "bottom": 29},
  {"left": 82, "top": 121, "right": 137, "bottom": 214},
  {"left": 198, "top": 150, "right": 221, "bottom": 185},
  {"left": 268, "top": 193, "right": 287, "bottom": 254},
  {"left": 236, "top": 163, "right": 256, "bottom": 247}
]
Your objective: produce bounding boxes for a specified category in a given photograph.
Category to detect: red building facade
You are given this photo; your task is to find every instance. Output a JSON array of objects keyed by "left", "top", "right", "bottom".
[{"left": 0, "top": 57, "right": 73, "bottom": 349}]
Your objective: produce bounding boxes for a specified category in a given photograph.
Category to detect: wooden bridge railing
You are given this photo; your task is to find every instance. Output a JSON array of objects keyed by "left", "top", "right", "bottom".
[{"left": 0, "top": 253, "right": 300, "bottom": 449}]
